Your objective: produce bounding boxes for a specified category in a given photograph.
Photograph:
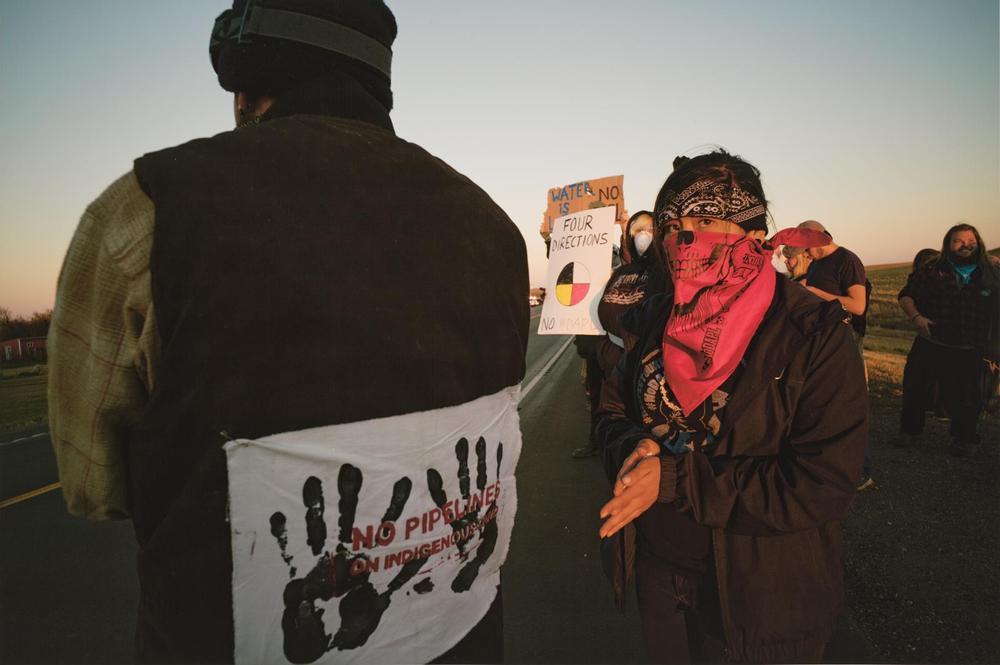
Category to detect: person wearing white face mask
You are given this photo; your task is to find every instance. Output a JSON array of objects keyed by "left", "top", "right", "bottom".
[
  {"left": 597, "top": 210, "right": 669, "bottom": 366},
  {"left": 571, "top": 211, "right": 669, "bottom": 459}
]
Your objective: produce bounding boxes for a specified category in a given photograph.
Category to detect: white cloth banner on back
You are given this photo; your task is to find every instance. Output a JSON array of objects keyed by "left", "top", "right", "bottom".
[
  {"left": 225, "top": 386, "right": 522, "bottom": 665},
  {"left": 537, "top": 205, "right": 615, "bottom": 336}
]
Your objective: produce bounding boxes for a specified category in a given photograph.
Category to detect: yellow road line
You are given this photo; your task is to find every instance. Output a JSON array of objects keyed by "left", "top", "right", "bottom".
[{"left": 0, "top": 482, "right": 61, "bottom": 510}]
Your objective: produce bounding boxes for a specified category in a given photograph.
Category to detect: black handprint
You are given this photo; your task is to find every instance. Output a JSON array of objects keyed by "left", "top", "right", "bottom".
[
  {"left": 426, "top": 438, "right": 504, "bottom": 593},
  {"left": 269, "top": 465, "right": 425, "bottom": 663}
]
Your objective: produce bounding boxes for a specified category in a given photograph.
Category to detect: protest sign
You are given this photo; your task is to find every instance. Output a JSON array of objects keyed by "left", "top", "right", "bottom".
[
  {"left": 537, "top": 205, "right": 615, "bottom": 336},
  {"left": 542, "top": 174, "right": 625, "bottom": 238},
  {"left": 225, "top": 387, "right": 521, "bottom": 665}
]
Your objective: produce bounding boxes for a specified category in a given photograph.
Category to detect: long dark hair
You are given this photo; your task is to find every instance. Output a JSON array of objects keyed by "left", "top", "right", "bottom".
[
  {"left": 621, "top": 209, "right": 670, "bottom": 293},
  {"left": 912, "top": 248, "right": 940, "bottom": 272},
  {"left": 941, "top": 223, "right": 998, "bottom": 288}
]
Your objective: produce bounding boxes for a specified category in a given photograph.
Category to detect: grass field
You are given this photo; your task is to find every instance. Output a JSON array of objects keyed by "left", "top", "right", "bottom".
[
  {"left": 863, "top": 263, "right": 914, "bottom": 398},
  {"left": 866, "top": 264, "right": 911, "bottom": 332},
  {"left": 0, "top": 372, "right": 48, "bottom": 434}
]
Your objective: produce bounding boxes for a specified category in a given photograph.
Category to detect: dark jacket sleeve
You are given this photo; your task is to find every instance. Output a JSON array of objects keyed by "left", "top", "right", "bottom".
[
  {"left": 669, "top": 322, "right": 867, "bottom": 536},
  {"left": 595, "top": 293, "right": 672, "bottom": 485},
  {"left": 594, "top": 356, "right": 651, "bottom": 486},
  {"left": 898, "top": 269, "right": 921, "bottom": 301}
]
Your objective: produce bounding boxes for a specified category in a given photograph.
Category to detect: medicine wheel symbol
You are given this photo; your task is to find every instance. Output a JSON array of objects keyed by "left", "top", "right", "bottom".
[{"left": 555, "top": 262, "right": 590, "bottom": 306}]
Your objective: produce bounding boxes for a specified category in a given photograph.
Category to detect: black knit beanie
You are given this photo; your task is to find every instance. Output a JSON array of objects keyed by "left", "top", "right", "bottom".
[{"left": 211, "top": 0, "right": 397, "bottom": 110}]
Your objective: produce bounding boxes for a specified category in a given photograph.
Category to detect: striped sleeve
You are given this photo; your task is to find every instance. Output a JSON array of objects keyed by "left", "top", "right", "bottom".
[{"left": 47, "top": 171, "right": 158, "bottom": 520}]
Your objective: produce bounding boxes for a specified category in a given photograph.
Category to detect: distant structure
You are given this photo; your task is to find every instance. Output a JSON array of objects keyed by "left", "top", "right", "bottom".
[{"left": 0, "top": 337, "right": 47, "bottom": 363}]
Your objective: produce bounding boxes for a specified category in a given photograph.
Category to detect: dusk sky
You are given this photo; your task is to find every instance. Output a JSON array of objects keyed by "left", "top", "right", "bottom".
[{"left": 1, "top": 1, "right": 998, "bottom": 316}]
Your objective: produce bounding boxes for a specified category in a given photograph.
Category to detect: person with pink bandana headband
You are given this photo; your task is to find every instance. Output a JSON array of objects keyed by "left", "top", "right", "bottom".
[{"left": 594, "top": 150, "right": 867, "bottom": 663}]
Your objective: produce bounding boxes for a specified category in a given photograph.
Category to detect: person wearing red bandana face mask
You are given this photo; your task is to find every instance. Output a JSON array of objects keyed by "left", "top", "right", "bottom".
[{"left": 594, "top": 150, "right": 867, "bottom": 664}]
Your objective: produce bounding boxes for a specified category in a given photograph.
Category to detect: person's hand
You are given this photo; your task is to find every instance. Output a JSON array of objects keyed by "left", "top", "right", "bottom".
[
  {"left": 538, "top": 216, "right": 551, "bottom": 241},
  {"left": 615, "top": 438, "right": 659, "bottom": 479},
  {"left": 598, "top": 439, "right": 660, "bottom": 539},
  {"left": 912, "top": 314, "right": 934, "bottom": 338}
]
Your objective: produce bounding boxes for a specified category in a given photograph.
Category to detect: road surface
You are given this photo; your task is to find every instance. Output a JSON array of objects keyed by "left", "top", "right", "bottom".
[{"left": 0, "top": 307, "right": 868, "bottom": 663}]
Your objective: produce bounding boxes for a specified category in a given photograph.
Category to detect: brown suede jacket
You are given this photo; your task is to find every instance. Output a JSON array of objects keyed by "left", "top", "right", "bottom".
[{"left": 596, "top": 277, "right": 867, "bottom": 663}]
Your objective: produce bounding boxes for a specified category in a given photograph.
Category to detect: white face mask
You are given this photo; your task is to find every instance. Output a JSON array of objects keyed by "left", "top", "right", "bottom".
[{"left": 633, "top": 230, "right": 653, "bottom": 257}]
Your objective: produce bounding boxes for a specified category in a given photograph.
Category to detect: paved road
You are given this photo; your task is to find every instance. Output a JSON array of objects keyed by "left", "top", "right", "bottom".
[
  {"left": 0, "top": 308, "right": 870, "bottom": 663},
  {"left": 1, "top": 308, "right": 616, "bottom": 663},
  {"left": 1, "top": 432, "right": 138, "bottom": 663},
  {"left": 505, "top": 329, "right": 647, "bottom": 663}
]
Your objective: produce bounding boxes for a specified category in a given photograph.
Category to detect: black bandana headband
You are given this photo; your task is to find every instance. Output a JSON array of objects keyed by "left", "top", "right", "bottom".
[{"left": 658, "top": 177, "right": 766, "bottom": 228}]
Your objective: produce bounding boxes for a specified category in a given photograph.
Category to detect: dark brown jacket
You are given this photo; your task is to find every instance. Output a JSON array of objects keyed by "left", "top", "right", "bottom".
[
  {"left": 596, "top": 278, "right": 866, "bottom": 663},
  {"left": 129, "top": 74, "right": 528, "bottom": 663}
]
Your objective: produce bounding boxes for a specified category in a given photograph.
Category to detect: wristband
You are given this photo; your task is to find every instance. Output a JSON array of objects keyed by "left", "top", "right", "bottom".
[{"left": 910, "top": 313, "right": 922, "bottom": 321}]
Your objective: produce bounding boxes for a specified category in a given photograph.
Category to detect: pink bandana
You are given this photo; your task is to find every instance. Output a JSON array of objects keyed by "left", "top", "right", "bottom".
[
  {"left": 662, "top": 231, "right": 776, "bottom": 415},
  {"left": 767, "top": 227, "right": 830, "bottom": 251}
]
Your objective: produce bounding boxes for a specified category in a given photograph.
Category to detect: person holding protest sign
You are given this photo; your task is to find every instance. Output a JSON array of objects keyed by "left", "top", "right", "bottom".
[
  {"left": 47, "top": 1, "right": 528, "bottom": 663},
  {"left": 595, "top": 150, "right": 866, "bottom": 663}
]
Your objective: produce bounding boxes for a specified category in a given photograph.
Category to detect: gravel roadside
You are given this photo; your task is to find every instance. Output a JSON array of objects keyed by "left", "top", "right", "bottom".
[{"left": 843, "top": 388, "right": 999, "bottom": 663}]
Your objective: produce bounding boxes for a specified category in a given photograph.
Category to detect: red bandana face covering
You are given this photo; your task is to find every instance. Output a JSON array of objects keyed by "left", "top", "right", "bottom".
[{"left": 662, "top": 230, "right": 776, "bottom": 415}]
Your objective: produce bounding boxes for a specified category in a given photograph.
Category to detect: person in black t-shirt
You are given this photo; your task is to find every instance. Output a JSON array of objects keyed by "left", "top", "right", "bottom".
[
  {"left": 800, "top": 219, "right": 870, "bottom": 336},
  {"left": 799, "top": 220, "right": 874, "bottom": 490},
  {"left": 799, "top": 220, "right": 867, "bottom": 321}
]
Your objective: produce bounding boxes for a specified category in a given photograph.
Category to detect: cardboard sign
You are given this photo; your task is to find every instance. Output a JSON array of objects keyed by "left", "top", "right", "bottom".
[
  {"left": 225, "top": 386, "right": 522, "bottom": 665},
  {"left": 542, "top": 174, "right": 625, "bottom": 237},
  {"left": 537, "top": 206, "right": 616, "bottom": 336}
]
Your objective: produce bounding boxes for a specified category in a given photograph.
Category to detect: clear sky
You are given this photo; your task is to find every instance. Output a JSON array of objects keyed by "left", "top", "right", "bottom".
[{"left": 1, "top": 0, "right": 998, "bottom": 316}]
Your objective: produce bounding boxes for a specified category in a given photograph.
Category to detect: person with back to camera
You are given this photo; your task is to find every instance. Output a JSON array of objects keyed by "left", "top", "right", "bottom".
[
  {"left": 897, "top": 224, "right": 999, "bottom": 457},
  {"left": 46, "top": 1, "right": 528, "bottom": 662},
  {"left": 595, "top": 150, "right": 866, "bottom": 664}
]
